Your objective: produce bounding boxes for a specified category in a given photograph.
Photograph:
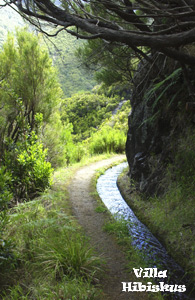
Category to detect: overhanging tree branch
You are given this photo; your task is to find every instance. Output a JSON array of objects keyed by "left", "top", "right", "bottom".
[{"left": 2, "top": 0, "right": 195, "bottom": 65}]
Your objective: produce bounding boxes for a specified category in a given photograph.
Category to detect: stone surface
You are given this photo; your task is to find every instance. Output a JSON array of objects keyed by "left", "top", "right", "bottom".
[{"left": 125, "top": 54, "right": 193, "bottom": 196}]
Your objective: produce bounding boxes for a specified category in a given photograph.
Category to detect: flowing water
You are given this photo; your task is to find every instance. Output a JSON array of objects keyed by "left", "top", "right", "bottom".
[{"left": 97, "top": 162, "right": 192, "bottom": 299}]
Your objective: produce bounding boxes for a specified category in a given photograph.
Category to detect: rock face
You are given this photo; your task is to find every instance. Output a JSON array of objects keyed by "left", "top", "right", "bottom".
[{"left": 125, "top": 54, "right": 193, "bottom": 196}]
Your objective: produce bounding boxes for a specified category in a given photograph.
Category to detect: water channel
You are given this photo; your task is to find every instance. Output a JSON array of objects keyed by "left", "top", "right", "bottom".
[{"left": 97, "top": 162, "right": 192, "bottom": 299}]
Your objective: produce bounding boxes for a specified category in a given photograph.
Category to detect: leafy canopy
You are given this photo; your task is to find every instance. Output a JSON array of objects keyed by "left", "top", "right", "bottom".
[{"left": 0, "top": 28, "right": 62, "bottom": 150}]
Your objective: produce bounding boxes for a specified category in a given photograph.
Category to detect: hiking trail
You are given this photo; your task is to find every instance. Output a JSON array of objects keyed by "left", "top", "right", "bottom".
[{"left": 68, "top": 155, "right": 148, "bottom": 300}]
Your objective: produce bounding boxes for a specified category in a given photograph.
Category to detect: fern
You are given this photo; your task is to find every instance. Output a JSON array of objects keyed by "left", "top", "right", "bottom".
[
  {"left": 145, "top": 67, "right": 182, "bottom": 111},
  {"left": 139, "top": 68, "right": 182, "bottom": 128},
  {"left": 139, "top": 110, "right": 160, "bottom": 128}
]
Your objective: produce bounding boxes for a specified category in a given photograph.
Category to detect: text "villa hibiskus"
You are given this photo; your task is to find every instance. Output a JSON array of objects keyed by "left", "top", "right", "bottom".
[{"left": 122, "top": 268, "right": 186, "bottom": 293}]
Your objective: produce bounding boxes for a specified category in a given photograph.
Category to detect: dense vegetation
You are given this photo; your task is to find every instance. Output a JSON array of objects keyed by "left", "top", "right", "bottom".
[
  {"left": 118, "top": 129, "right": 195, "bottom": 288},
  {"left": 45, "top": 31, "right": 96, "bottom": 97},
  {"left": 0, "top": 7, "right": 96, "bottom": 98},
  {"left": 0, "top": 29, "right": 60, "bottom": 197},
  {"left": 0, "top": 30, "right": 59, "bottom": 277},
  {"left": 0, "top": 25, "right": 129, "bottom": 299},
  {"left": 1, "top": 1, "right": 195, "bottom": 298},
  {"left": 76, "top": 39, "right": 135, "bottom": 86},
  {"left": 0, "top": 163, "right": 104, "bottom": 299}
]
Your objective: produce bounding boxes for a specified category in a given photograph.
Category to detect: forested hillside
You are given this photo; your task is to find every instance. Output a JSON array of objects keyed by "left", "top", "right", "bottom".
[
  {"left": 0, "top": 6, "right": 95, "bottom": 97},
  {"left": 46, "top": 32, "right": 96, "bottom": 96},
  {"left": 0, "top": 25, "right": 129, "bottom": 299},
  {"left": 0, "top": 1, "right": 195, "bottom": 299},
  {"left": 0, "top": 6, "right": 25, "bottom": 45}
]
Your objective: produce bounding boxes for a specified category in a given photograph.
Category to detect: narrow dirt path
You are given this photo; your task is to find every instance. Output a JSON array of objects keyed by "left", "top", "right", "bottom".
[{"left": 68, "top": 155, "right": 148, "bottom": 300}]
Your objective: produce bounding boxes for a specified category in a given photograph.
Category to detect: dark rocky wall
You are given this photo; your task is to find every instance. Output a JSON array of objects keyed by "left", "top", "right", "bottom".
[{"left": 125, "top": 53, "right": 194, "bottom": 196}]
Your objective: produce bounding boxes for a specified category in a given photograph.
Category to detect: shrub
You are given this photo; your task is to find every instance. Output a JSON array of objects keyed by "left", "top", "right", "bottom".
[
  {"left": 3, "top": 190, "right": 103, "bottom": 299},
  {"left": 35, "top": 230, "right": 101, "bottom": 280},
  {"left": 5, "top": 132, "right": 53, "bottom": 201},
  {"left": 89, "top": 125, "right": 126, "bottom": 154},
  {"left": 60, "top": 92, "right": 120, "bottom": 137},
  {"left": 0, "top": 167, "right": 12, "bottom": 211},
  {"left": 0, "top": 167, "right": 13, "bottom": 270}
]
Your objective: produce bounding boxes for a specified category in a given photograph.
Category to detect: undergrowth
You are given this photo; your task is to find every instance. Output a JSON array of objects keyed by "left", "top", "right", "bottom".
[
  {"left": 102, "top": 217, "right": 163, "bottom": 300},
  {"left": 103, "top": 218, "right": 149, "bottom": 268},
  {"left": 118, "top": 130, "right": 195, "bottom": 292},
  {"left": 0, "top": 155, "right": 114, "bottom": 300}
]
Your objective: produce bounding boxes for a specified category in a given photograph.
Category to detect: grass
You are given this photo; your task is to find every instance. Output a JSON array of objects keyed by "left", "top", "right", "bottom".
[
  {"left": 0, "top": 154, "right": 116, "bottom": 300},
  {"left": 91, "top": 162, "right": 163, "bottom": 300},
  {"left": 95, "top": 205, "right": 107, "bottom": 213},
  {"left": 117, "top": 132, "right": 195, "bottom": 293},
  {"left": 103, "top": 218, "right": 150, "bottom": 268},
  {"left": 90, "top": 158, "right": 126, "bottom": 213},
  {"left": 103, "top": 218, "right": 163, "bottom": 300}
]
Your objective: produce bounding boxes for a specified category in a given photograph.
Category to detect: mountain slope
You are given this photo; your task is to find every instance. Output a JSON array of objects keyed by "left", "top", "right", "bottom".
[
  {"left": 0, "top": 6, "right": 25, "bottom": 46},
  {"left": 45, "top": 31, "right": 96, "bottom": 97},
  {"left": 0, "top": 6, "right": 96, "bottom": 97}
]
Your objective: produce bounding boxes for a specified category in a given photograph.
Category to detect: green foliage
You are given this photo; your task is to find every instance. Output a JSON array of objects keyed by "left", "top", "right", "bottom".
[
  {"left": 93, "top": 82, "right": 131, "bottom": 98},
  {"left": 44, "top": 30, "right": 96, "bottom": 97},
  {"left": 1, "top": 166, "right": 103, "bottom": 299},
  {"left": 147, "top": 188, "right": 194, "bottom": 283},
  {"left": 0, "top": 167, "right": 13, "bottom": 270},
  {"left": 139, "top": 67, "right": 183, "bottom": 128},
  {"left": 95, "top": 205, "right": 107, "bottom": 213},
  {"left": 89, "top": 125, "right": 126, "bottom": 154},
  {"left": 61, "top": 92, "right": 121, "bottom": 139},
  {"left": 0, "top": 29, "right": 60, "bottom": 272},
  {"left": 1, "top": 278, "right": 99, "bottom": 300},
  {"left": 8, "top": 202, "right": 100, "bottom": 280},
  {"left": 173, "top": 131, "right": 195, "bottom": 191},
  {"left": 34, "top": 230, "right": 101, "bottom": 280},
  {"left": 42, "top": 113, "right": 88, "bottom": 167},
  {"left": 0, "top": 7, "right": 96, "bottom": 98},
  {"left": 104, "top": 218, "right": 130, "bottom": 239},
  {"left": 61, "top": 123, "right": 82, "bottom": 165},
  {"left": 0, "top": 167, "right": 12, "bottom": 212},
  {"left": 0, "top": 27, "right": 130, "bottom": 171},
  {"left": 41, "top": 112, "right": 69, "bottom": 167},
  {"left": 0, "top": 29, "right": 61, "bottom": 198},
  {"left": 87, "top": 100, "right": 129, "bottom": 155},
  {"left": 112, "top": 100, "right": 130, "bottom": 134},
  {"left": 144, "top": 68, "right": 182, "bottom": 112},
  {"left": 1, "top": 285, "right": 30, "bottom": 300},
  {"left": 59, "top": 92, "right": 129, "bottom": 163},
  {"left": 5, "top": 132, "right": 53, "bottom": 201},
  {"left": 119, "top": 130, "right": 195, "bottom": 285},
  {"left": 103, "top": 217, "right": 155, "bottom": 275},
  {"left": 145, "top": 68, "right": 182, "bottom": 100},
  {"left": 0, "top": 28, "right": 62, "bottom": 151},
  {"left": 76, "top": 39, "right": 135, "bottom": 86}
]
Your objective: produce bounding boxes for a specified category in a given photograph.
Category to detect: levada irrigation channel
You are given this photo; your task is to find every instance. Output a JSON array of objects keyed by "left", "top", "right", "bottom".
[{"left": 96, "top": 162, "right": 192, "bottom": 299}]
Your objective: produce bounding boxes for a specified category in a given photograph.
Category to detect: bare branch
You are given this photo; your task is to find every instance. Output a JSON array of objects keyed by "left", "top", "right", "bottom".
[{"left": 65, "top": 29, "right": 102, "bottom": 40}]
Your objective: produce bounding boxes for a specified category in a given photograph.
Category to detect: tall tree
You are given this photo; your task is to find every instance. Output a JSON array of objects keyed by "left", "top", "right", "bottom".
[
  {"left": 0, "top": 29, "right": 62, "bottom": 152},
  {"left": 1, "top": 0, "right": 195, "bottom": 65}
]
